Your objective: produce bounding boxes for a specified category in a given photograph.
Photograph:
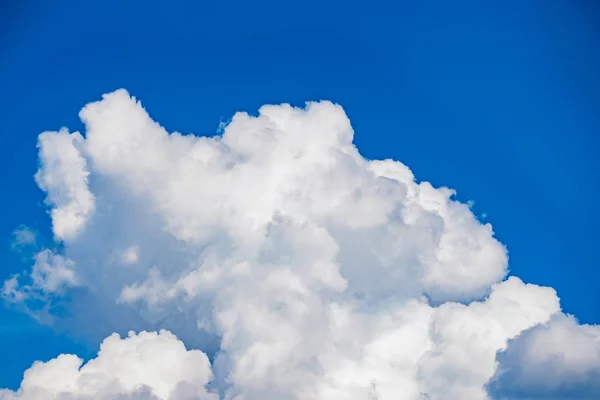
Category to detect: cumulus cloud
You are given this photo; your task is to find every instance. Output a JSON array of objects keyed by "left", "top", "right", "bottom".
[
  {"left": 0, "top": 330, "right": 216, "bottom": 400},
  {"left": 2, "top": 89, "right": 599, "bottom": 399},
  {"left": 3, "top": 250, "right": 79, "bottom": 304},
  {"left": 488, "top": 314, "right": 600, "bottom": 399}
]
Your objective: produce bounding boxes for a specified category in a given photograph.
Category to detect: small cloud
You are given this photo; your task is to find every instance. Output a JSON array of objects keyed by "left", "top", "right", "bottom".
[
  {"left": 11, "top": 225, "right": 37, "bottom": 250},
  {"left": 1, "top": 275, "right": 27, "bottom": 302},
  {"left": 121, "top": 245, "right": 140, "bottom": 265},
  {"left": 2, "top": 249, "right": 80, "bottom": 304}
]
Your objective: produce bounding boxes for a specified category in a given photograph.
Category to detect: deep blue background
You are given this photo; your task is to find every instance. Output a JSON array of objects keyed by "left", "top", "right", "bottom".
[{"left": 1, "top": 0, "right": 599, "bottom": 389}]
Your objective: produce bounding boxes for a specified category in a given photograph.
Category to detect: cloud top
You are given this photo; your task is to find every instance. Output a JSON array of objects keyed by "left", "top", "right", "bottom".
[{"left": 0, "top": 330, "right": 215, "bottom": 400}]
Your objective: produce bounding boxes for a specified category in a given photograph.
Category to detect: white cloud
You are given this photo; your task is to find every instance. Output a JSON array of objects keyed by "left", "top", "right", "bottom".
[
  {"left": 3, "top": 250, "right": 79, "bottom": 303},
  {"left": 0, "top": 330, "right": 216, "bottom": 400},
  {"left": 417, "top": 277, "right": 560, "bottom": 399},
  {"left": 35, "top": 129, "right": 95, "bottom": 242},
  {"left": 121, "top": 245, "right": 140, "bottom": 265},
  {"left": 489, "top": 314, "right": 600, "bottom": 399},
  {"left": 2, "top": 89, "right": 599, "bottom": 399},
  {"left": 11, "top": 226, "right": 37, "bottom": 249}
]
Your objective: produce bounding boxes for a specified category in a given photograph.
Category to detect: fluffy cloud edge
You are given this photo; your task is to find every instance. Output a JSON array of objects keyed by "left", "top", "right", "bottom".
[{"left": 0, "top": 330, "right": 216, "bottom": 400}]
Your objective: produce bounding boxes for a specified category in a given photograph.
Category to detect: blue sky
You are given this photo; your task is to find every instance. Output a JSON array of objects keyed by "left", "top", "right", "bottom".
[{"left": 1, "top": 0, "right": 599, "bottom": 395}]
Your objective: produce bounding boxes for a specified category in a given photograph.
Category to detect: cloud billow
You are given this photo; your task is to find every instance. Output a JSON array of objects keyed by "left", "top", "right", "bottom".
[{"left": 1, "top": 90, "right": 598, "bottom": 399}]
